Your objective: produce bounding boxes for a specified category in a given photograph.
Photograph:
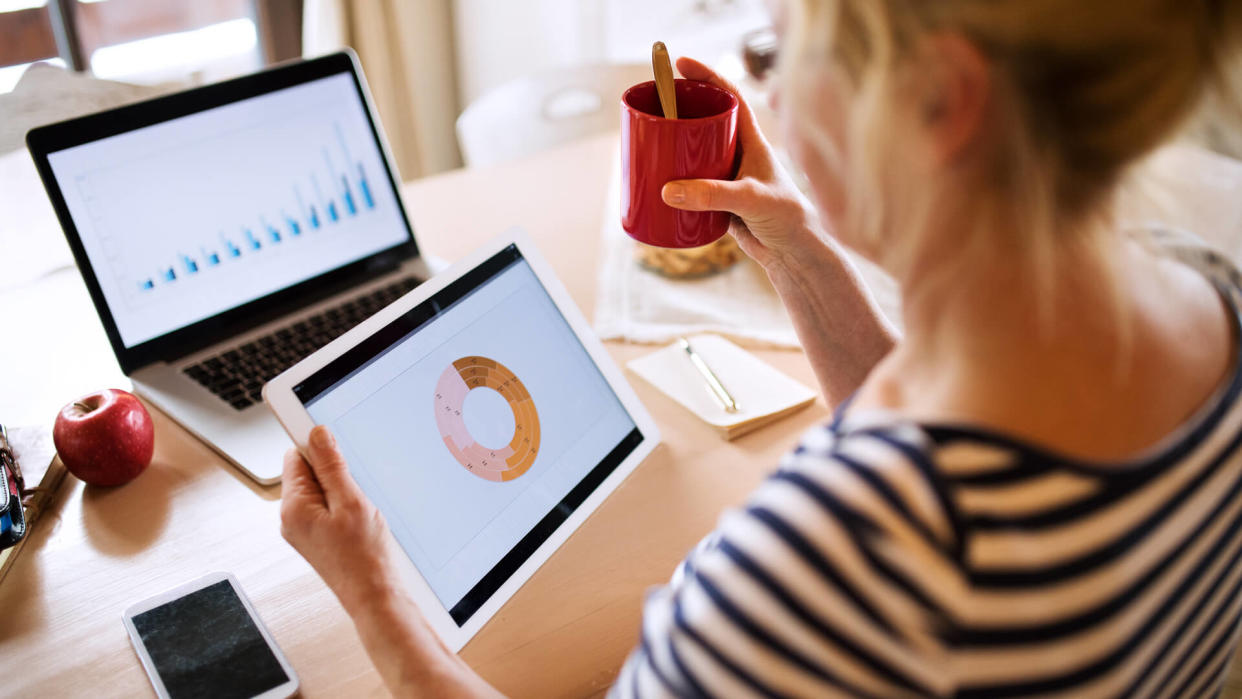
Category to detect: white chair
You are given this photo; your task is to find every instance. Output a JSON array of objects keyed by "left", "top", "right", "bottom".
[{"left": 456, "top": 62, "right": 651, "bottom": 168}]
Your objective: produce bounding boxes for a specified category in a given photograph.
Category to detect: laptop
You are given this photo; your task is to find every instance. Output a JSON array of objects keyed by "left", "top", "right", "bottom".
[{"left": 26, "top": 52, "right": 433, "bottom": 485}]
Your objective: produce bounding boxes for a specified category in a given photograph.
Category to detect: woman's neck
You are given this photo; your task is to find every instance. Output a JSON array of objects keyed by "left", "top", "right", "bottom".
[
  {"left": 860, "top": 226, "right": 1234, "bottom": 460},
  {"left": 898, "top": 233, "right": 1123, "bottom": 368}
]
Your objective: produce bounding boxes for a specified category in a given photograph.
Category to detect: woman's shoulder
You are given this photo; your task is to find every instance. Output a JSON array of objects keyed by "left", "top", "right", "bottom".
[
  {"left": 1131, "top": 223, "right": 1242, "bottom": 293},
  {"left": 615, "top": 417, "right": 965, "bottom": 697},
  {"left": 769, "top": 416, "right": 966, "bottom": 560}
]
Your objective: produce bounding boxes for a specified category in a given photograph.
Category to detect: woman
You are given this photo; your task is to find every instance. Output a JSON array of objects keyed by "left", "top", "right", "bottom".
[{"left": 280, "top": 0, "right": 1242, "bottom": 695}]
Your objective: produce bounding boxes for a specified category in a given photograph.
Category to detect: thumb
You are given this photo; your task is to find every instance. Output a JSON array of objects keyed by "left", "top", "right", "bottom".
[
  {"left": 305, "top": 425, "right": 360, "bottom": 507},
  {"left": 662, "top": 178, "right": 762, "bottom": 217}
]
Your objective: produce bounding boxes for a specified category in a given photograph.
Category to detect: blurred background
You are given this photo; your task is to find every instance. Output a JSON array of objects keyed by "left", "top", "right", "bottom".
[
  {"left": 0, "top": 0, "right": 778, "bottom": 178},
  {"left": 4, "top": 0, "right": 1237, "bottom": 176}
]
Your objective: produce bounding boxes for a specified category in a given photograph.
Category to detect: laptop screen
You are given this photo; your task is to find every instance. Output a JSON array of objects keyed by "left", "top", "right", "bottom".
[{"left": 44, "top": 71, "right": 412, "bottom": 349}]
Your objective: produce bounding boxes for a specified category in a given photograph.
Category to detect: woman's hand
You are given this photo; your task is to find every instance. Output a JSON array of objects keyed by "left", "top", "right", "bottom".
[
  {"left": 661, "top": 57, "right": 826, "bottom": 272},
  {"left": 280, "top": 426, "right": 395, "bottom": 606},
  {"left": 280, "top": 427, "right": 503, "bottom": 698},
  {"left": 663, "top": 59, "right": 897, "bottom": 405}
]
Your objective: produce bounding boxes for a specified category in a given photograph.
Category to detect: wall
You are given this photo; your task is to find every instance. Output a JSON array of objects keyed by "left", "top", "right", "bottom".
[
  {"left": 453, "top": 0, "right": 768, "bottom": 108},
  {"left": 452, "top": 0, "right": 605, "bottom": 107}
]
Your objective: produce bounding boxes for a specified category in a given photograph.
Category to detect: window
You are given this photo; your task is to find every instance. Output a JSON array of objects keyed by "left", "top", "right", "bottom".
[{"left": 0, "top": 0, "right": 302, "bottom": 93}]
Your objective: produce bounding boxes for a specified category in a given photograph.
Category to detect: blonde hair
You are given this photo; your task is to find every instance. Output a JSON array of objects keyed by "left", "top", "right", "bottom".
[{"left": 782, "top": 0, "right": 1242, "bottom": 282}]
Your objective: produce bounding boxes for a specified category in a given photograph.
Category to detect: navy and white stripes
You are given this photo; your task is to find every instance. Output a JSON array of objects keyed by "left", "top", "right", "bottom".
[{"left": 613, "top": 240, "right": 1242, "bottom": 697}]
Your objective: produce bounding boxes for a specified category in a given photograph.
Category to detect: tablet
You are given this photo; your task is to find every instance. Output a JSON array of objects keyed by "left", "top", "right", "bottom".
[{"left": 263, "top": 228, "right": 659, "bottom": 650}]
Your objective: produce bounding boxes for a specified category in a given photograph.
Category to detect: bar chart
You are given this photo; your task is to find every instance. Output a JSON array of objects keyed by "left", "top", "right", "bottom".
[
  {"left": 48, "top": 70, "right": 413, "bottom": 347},
  {"left": 131, "top": 123, "right": 380, "bottom": 294}
]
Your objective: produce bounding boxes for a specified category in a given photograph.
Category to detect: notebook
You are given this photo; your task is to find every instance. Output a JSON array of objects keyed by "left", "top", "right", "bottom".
[{"left": 627, "top": 334, "right": 818, "bottom": 439}]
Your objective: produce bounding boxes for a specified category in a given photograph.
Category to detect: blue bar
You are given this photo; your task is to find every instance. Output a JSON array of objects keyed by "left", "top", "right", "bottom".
[
  {"left": 245, "top": 229, "right": 262, "bottom": 250},
  {"left": 341, "top": 174, "right": 357, "bottom": 216},
  {"left": 328, "top": 201, "right": 339, "bottom": 222},
  {"left": 358, "top": 163, "right": 374, "bottom": 209},
  {"left": 182, "top": 255, "right": 198, "bottom": 274},
  {"left": 140, "top": 279, "right": 155, "bottom": 290},
  {"left": 207, "top": 251, "right": 221, "bottom": 265},
  {"left": 267, "top": 224, "right": 282, "bottom": 243},
  {"left": 295, "top": 186, "right": 315, "bottom": 231},
  {"left": 286, "top": 216, "right": 301, "bottom": 236},
  {"left": 225, "top": 239, "right": 242, "bottom": 257},
  {"left": 164, "top": 267, "right": 177, "bottom": 282}
]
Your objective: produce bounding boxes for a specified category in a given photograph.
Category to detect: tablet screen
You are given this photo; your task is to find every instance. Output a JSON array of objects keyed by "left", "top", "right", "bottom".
[{"left": 293, "top": 245, "right": 640, "bottom": 625}]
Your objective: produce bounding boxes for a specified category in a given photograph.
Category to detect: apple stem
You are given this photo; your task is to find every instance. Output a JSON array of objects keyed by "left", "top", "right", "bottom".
[{"left": 74, "top": 401, "right": 92, "bottom": 412}]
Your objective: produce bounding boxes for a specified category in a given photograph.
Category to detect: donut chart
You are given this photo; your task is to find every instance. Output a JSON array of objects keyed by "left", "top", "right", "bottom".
[{"left": 434, "top": 356, "right": 540, "bottom": 482}]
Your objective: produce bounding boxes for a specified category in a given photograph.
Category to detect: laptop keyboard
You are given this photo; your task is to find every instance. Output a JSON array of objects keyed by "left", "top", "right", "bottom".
[{"left": 182, "top": 275, "right": 421, "bottom": 410}]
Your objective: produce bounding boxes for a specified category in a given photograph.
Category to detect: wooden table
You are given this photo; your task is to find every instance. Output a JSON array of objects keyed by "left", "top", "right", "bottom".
[
  {"left": 9, "top": 129, "right": 1242, "bottom": 698},
  {"left": 0, "top": 133, "right": 830, "bottom": 698}
]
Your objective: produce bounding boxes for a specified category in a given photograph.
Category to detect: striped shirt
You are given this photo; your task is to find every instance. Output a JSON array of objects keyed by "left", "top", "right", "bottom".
[{"left": 613, "top": 238, "right": 1242, "bottom": 697}]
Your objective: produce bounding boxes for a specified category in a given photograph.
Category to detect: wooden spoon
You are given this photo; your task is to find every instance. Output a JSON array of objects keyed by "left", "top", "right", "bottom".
[{"left": 651, "top": 41, "right": 678, "bottom": 119}]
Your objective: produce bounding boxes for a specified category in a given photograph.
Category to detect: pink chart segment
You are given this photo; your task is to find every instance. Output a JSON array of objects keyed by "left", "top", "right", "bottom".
[{"left": 433, "top": 356, "right": 540, "bottom": 482}]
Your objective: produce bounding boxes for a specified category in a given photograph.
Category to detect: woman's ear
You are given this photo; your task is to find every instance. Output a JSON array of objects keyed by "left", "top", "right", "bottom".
[{"left": 914, "top": 33, "right": 992, "bottom": 166}]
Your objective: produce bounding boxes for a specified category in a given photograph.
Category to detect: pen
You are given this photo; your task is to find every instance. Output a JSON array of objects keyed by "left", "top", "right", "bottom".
[{"left": 678, "top": 337, "right": 739, "bottom": 413}]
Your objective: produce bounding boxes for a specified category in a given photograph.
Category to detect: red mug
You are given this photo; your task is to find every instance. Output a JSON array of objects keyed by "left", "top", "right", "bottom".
[{"left": 621, "top": 79, "right": 739, "bottom": 249}]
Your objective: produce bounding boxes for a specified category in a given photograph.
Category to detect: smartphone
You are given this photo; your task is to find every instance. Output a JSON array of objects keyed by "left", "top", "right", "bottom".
[{"left": 122, "top": 572, "right": 299, "bottom": 699}]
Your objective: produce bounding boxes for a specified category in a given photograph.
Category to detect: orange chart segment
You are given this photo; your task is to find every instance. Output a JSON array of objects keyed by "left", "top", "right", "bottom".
[{"left": 434, "top": 356, "right": 540, "bottom": 482}]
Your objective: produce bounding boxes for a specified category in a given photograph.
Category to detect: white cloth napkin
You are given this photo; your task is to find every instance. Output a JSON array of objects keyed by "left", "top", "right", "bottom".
[{"left": 593, "top": 151, "right": 900, "bottom": 348}]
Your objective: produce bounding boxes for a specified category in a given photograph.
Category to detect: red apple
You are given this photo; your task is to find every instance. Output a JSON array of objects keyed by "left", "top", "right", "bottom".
[{"left": 53, "top": 389, "right": 154, "bottom": 487}]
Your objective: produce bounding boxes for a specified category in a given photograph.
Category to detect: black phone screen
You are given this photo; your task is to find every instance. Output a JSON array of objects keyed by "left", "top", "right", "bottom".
[{"left": 132, "top": 580, "right": 289, "bottom": 699}]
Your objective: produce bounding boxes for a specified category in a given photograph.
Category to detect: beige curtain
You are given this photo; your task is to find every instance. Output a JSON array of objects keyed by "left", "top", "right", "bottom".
[{"left": 303, "top": 0, "right": 462, "bottom": 179}]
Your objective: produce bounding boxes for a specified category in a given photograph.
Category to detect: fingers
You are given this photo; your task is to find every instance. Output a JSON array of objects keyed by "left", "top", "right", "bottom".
[
  {"left": 675, "top": 56, "right": 737, "bottom": 93},
  {"left": 662, "top": 178, "right": 764, "bottom": 217},
  {"left": 280, "top": 447, "right": 324, "bottom": 541},
  {"left": 675, "top": 56, "right": 761, "bottom": 142},
  {"left": 282, "top": 447, "right": 321, "bottom": 499},
  {"left": 304, "top": 425, "right": 362, "bottom": 509}
]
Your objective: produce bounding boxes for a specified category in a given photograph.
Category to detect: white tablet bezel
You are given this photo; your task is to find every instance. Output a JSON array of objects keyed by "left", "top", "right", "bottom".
[
  {"left": 122, "top": 571, "right": 299, "bottom": 699},
  {"left": 262, "top": 227, "right": 660, "bottom": 651}
]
